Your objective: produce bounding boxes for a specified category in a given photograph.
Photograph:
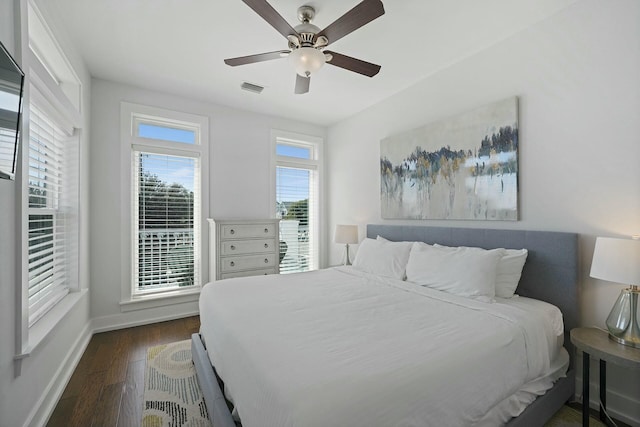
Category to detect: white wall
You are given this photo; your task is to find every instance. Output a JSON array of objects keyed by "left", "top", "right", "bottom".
[
  {"left": 327, "top": 0, "right": 639, "bottom": 424},
  {"left": 0, "top": 2, "right": 19, "bottom": 424},
  {"left": 0, "top": 1, "right": 93, "bottom": 426},
  {"left": 89, "top": 78, "right": 326, "bottom": 326}
]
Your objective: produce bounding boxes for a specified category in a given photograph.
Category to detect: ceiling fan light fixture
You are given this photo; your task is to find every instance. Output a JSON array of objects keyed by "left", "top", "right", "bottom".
[{"left": 288, "top": 47, "right": 326, "bottom": 77}]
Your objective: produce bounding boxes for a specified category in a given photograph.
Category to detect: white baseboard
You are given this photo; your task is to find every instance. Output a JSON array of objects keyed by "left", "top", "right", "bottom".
[
  {"left": 91, "top": 309, "right": 200, "bottom": 333},
  {"left": 25, "top": 309, "right": 199, "bottom": 427},
  {"left": 23, "top": 322, "right": 93, "bottom": 427},
  {"left": 575, "top": 377, "right": 640, "bottom": 427}
]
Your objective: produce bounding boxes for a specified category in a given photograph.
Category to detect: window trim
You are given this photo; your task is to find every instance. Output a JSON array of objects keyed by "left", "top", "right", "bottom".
[
  {"left": 270, "top": 129, "right": 325, "bottom": 271},
  {"left": 16, "top": 0, "right": 83, "bottom": 363},
  {"left": 120, "top": 102, "right": 209, "bottom": 308}
]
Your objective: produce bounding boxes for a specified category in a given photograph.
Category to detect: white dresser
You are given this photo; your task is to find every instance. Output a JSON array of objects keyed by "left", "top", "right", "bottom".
[{"left": 209, "top": 219, "right": 280, "bottom": 280}]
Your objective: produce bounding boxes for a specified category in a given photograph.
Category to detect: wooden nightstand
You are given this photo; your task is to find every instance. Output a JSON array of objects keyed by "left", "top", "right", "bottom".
[{"left": 570, "top": 327, "right": 640, "bottom": 426}]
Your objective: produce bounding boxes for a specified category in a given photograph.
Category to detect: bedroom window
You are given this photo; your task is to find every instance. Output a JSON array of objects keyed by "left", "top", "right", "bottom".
[
  {"left": 123, "top": 103, "right": 208, "bottom": 300},
  {"left": 272, "top": 131, "right": 323, "bottom": 273},
  {"left": 26, "top": 99, "right": 78, "bottom": 326}
]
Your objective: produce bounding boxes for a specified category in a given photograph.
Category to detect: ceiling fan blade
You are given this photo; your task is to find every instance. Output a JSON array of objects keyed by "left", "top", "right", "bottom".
[
  {"left": 295, "top": 74, "right": 310, "bottom": 94},
  {"left": 224, "top": 50, "right": 289, "bottom": 66},
  {"left": 316, "top": 0, "right": 384, "bottom": 46},
  {"left": 324, "top": 51, "right": 381, "bottom": 77},
  {"left": 241, "top": 0, "right": 299, "bottom": 39}
]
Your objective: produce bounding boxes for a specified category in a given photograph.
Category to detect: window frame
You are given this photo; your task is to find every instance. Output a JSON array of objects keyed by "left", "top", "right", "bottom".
[
  {"left": 270, "top": 129, "right": 325, "bottom": 272},
  {"left": 26, "top": 99, "right": 77, "bottom": 326},
  {"left": 16, "top": 0, "right": 84, "bottom": 362},
  {"left": 120, "top": 102, "right": 209, "bottom": 309}
]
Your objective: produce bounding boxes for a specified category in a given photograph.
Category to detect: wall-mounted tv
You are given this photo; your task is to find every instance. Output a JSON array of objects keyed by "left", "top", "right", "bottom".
[{"left": 0, "top": 40, "right": 25, "bottom": 180}]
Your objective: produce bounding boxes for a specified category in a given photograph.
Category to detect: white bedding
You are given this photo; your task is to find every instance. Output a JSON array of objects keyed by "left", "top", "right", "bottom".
[{"left": 199, "top": 267, "right": 567, "bottom": 427}]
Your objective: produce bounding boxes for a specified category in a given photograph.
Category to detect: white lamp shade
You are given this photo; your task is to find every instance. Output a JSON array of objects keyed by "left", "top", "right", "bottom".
[
  {"left": 334, "top": 225, "right": 358, "bottom": 244},
  {"left": 590, "top": 237, "right": 640, "bottom": 285},
  {"left": 288, "top": 47, "right": 326, "bottom": 77}
]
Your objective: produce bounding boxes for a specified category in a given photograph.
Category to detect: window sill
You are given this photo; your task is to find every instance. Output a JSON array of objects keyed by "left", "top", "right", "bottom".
[
  {"left": 120, "top": 287, "right": 201, "bottom": 312},
  {"left": 15, "top": 288, "right": 88, "bottom": 360}
]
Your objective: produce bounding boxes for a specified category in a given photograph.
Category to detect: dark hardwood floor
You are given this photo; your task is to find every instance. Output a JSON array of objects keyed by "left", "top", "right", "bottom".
[{"left": 47, "top": 316, "right": 200, "bottom": 427}]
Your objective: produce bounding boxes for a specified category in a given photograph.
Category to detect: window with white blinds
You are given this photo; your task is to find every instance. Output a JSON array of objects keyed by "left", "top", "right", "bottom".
[
  {"left": 27, "top": 103, "right": 75, "bottom": 325},
  {"left": 275, "top": 138, "right": 321, "bottom": 273},
  {"left": 129, "top": 116, "right": 202, "bottom": 296}
]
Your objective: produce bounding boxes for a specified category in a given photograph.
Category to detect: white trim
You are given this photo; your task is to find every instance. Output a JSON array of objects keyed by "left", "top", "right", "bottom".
[
  {"left": 270, "top": 129, "right": 325, "bottom": 270},
  {"left": 120, "top": 102, "right": 209, "bottom": 308},
  {"left": 23, "top": 308, "right": 199, "bottom": 427},
  {"left": 131, "top": 143, "right": 201, "bottom": 158},
  {"left": 14, "top": 289, "right": 88, "bottom": 359},
  {"left": 27, "top": 0, "right": 82, "bottom": 113},
  {"left": 276, "top": 158, "right": 318, "bottom": 170},
  {"left": 91, "top": 310, "right": 200, "bottom": 334},
  {"left": 22, "top": 321, "right": 92, "bottom": 427},
  {"left": 28, "top": 49, "right": 80, "bottom": 131},
  {"left": 15, "top": 12, "right": 84, "bottom": 360},
  {"left": 575, "top": 376, "right": 640, "bottom": 427},
  {"left": 119, "top": 288, "right": 201, "bottom": 312}
]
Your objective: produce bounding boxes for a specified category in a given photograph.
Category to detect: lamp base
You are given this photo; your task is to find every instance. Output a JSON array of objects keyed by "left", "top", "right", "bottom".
[
  {"left": 344, "top": 244, "right": 352, "bottom": 266},
  {"left": 608, "top": 333, "right": 640, "bottom": 349},
  {"left": 606, "top": 286, "right": 640, "bottom": 349}
]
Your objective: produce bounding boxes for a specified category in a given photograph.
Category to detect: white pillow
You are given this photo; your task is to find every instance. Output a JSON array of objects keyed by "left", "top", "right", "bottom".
[
  {"left": 406, "top": 242, "right": 502, "bottom": 300},
  {"left": 434, "top": 244, "right": 528, "bottom": 298},
  {"left": 495, "top": 249, "right": 528, "bottom": 298},
  {"left": 352, "top": 238, "right": 413, "bottom": 280}
]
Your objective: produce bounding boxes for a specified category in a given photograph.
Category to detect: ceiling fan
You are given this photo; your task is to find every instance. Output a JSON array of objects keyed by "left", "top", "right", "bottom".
[{"left": 224, "top": 0, "right": 385, "bottom": 94}]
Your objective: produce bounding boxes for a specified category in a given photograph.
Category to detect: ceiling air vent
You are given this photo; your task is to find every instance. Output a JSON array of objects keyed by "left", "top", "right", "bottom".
[{"left": 241, "top": 82, "right": 264, "bottom": 94}]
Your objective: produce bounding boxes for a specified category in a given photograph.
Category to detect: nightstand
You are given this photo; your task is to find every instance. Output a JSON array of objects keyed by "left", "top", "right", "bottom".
[{"left": 570, "top": 327, "right": 640, "bottom": 426}]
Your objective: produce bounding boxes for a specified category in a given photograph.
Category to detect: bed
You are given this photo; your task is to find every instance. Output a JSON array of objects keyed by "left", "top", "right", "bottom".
[{"left": 192, "top": 224, "right": 579, "bottom": 427}]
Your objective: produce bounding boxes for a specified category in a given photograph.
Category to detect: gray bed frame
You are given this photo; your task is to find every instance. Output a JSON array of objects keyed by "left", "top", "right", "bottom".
[{"left": 192, "top": 224, "right": 579, "bottom": 427}]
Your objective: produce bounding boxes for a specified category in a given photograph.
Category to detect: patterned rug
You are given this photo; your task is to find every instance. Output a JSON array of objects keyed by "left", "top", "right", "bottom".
[
  {"left": 143, "top": 340, "right": 604, "bottom": 427},
  {"left": 143, "top": 340, "right": 211, "bottom": 427}
]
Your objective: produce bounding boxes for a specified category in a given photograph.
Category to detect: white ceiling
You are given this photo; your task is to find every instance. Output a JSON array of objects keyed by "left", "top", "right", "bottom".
[{"left": 47, "top": 0, "right": 578, "bottom": 126}]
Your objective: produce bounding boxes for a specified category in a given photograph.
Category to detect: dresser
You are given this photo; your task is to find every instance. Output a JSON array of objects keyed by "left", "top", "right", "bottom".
[{"left": 209, "top": 219, "right": 280, "bottom": 280}]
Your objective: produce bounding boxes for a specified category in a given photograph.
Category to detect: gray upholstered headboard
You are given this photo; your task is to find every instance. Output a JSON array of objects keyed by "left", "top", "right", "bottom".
[{"left": 367, "top": 225, "right": 580, "bottom": 354}]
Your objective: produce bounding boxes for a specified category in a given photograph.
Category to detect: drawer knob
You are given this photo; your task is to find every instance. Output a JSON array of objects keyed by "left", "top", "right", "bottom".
[
  {"left": 264, "top": 258, "right": 269, "bottom": 263},
  {"left": 264, "top": 228, "right": 269, "bottom": 233},
  {"left": 230, "top": 261, "right": 235, "bottom": 267},
  {"left": 230, "top": 245, "right": 236, "bottom": 250},
  {"left": 264, "top": 243, "right": 269, "bottom": 248},
  {"left": 230, "top": 229, "right": 235, "bottom": 235}
]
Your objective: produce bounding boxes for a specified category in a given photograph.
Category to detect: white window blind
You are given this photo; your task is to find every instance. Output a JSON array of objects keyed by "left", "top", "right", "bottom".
[
  {"left": 132, "top": 150, "right": 200, "bottom": 293},
  {"left": 28, "top": 103, "right": 73, "bottom": 325},
  {"left": 275, "top": 140, "right": 320, "bottom": 273}
]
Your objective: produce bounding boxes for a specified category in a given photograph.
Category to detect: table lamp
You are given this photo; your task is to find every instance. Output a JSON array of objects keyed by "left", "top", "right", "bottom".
[
  {"left": 590, "top": 236, "right": 640, "bottom": 348},
  {"left": 334, "top": 225, "right": 358, "bottom": 266}
]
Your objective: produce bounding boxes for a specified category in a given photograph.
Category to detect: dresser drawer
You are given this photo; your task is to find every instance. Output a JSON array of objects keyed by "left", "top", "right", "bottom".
[
  {"left": 221, "top": 223, "right": 276, "bottom": 239},
  {"left": 220, "top": 253, "right": 277, "bottom": 273},
  {"left": 221, "top": 239, "right": 276, "bottom": 256},
  {"left": 220, "top": 268, "right": 276, "bottom": 280}
]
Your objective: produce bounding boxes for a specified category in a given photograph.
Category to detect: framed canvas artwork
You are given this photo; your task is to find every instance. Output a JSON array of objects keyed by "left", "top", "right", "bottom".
[{"left": 380, "top": 97, "right": 519, "bottom": 220}]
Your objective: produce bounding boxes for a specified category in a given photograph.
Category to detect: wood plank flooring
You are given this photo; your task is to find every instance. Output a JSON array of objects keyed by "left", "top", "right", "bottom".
[{"left": 47, "top": 316, "right": 200, "bottom": 427}]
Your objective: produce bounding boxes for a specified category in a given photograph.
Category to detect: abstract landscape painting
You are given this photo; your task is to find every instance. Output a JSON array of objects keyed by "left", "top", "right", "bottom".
[{"left": 381, "top": 97, "right": 518, "bottom": 220}]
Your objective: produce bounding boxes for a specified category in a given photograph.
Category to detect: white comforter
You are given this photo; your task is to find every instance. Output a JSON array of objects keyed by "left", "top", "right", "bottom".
[{"left": 199, "top": 267, "right": 564, "bottom": 427}]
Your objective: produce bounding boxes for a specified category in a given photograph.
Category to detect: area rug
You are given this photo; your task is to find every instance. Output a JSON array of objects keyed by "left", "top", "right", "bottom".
[
  {"left": 143, "top": 340, "right": 212, "bottom": 427},
  {"left": 144, "top": 340, "right": 604, "bottom": 427}
]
